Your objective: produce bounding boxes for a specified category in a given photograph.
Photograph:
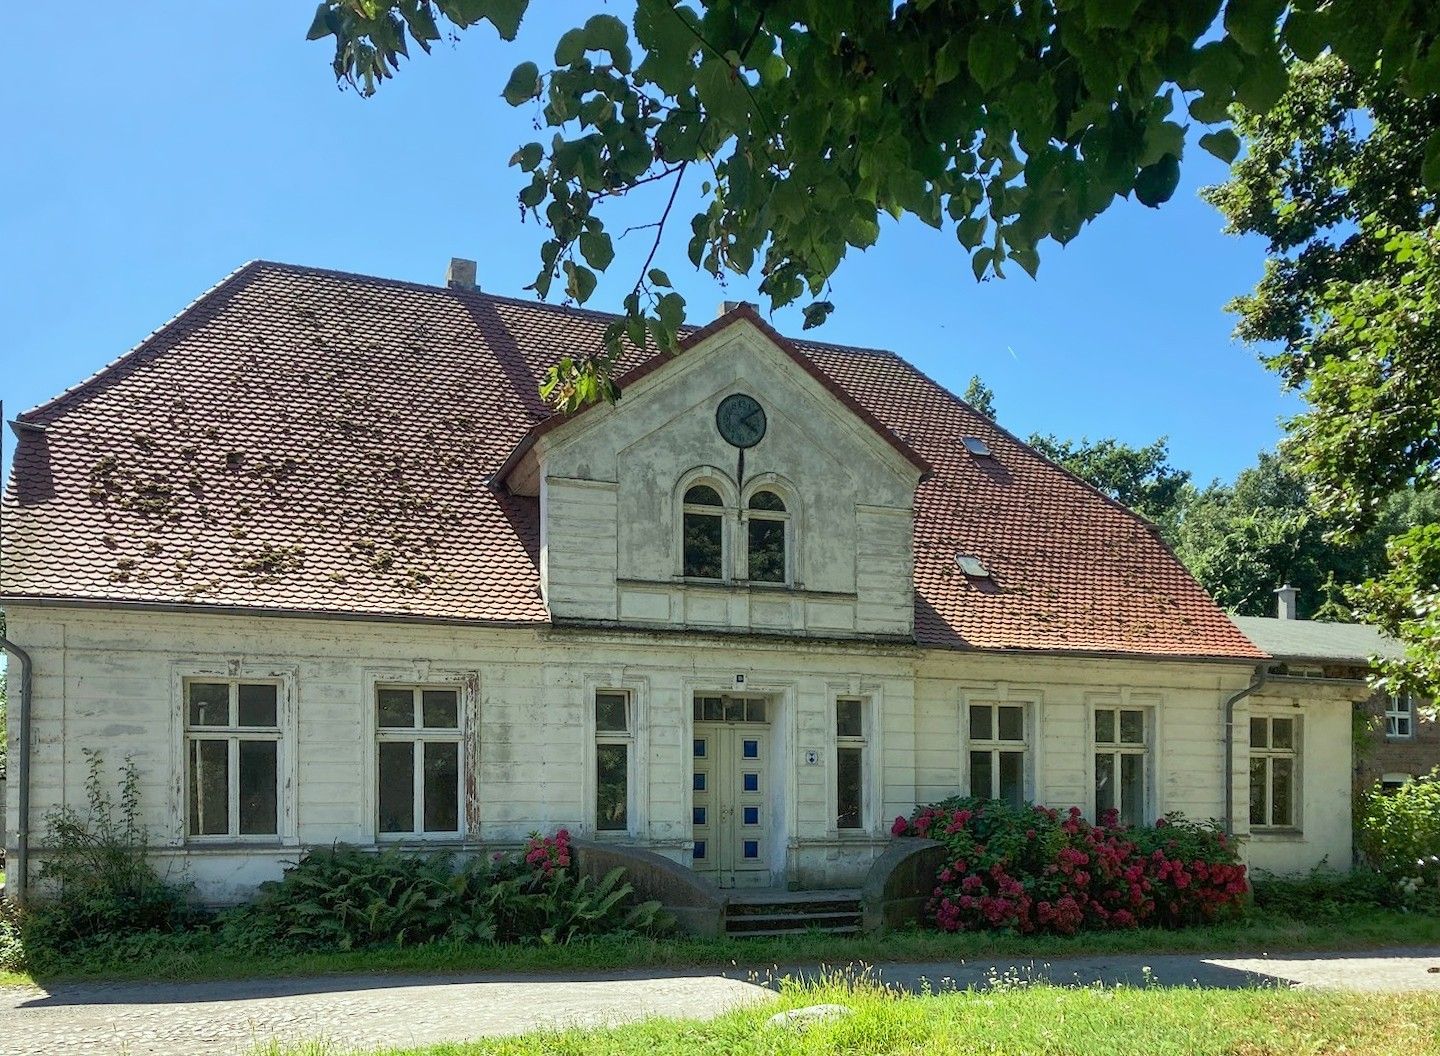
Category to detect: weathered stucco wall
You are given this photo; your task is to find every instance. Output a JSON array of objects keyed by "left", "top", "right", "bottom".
[
  {"left": 4, "top": 603, "right": 1343, "bottom": 904},
  {"left": 535, "top": 323, "right": 920, "bottom": 638}
]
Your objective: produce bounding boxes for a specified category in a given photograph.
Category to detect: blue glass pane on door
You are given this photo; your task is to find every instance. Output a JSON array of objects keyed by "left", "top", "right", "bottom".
[
  {"left": 742, "top": 806, "right": 759, "bottom": 825},
  {"left": 693, "top": 806, "right": 706, "bottom": 826},
  {"left": 743, "top": 840, "right": 759, "bottom": 859},
  {"left": 742, "top": 773, "right": 759, "bottom": 792},
  {"left": 693, "top": 841, "right": 706, "bottom": 859},
  {"left": 693, "top": 739, "right": 706, "bottom": 757},
  {"left": 742, "top": 739, "right": 759, "bottom": 758},
  {"left": 693, "top": 773, "right": 706, "bottom": 792}
]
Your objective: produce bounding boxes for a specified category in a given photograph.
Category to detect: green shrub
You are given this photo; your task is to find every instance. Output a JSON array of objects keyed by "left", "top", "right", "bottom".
[
  {"left": 1357, "top": 770, "right": 1440, "bottom": 883},
  {"left": 1250, "top": 866, "right": 1408, "bottom": 920},
  {"left": 24, "top": 750, "right": 194, "bottom": 962}
]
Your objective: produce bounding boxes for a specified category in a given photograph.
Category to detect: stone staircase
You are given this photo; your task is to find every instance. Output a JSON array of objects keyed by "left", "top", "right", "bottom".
[{"left": 723, "top": 888, "right": 864, "bottom": 937}]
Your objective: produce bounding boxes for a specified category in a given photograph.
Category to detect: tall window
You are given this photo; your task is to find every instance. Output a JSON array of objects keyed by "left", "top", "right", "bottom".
[
  {"left": 377, "top": 685, "right": 463, "bottom": 837},
  {"left": 1386, "top": 693, "right": 1415, "bottom": 740},
  {"left": 1094, "top": 707, "right": 1148, "bottom": 826},
  {"left": 969, "top": 702, "right": 1025, "bottom": 807},
  {"left": 185, "top": 680, "right": 281, "bottom": 838},
  {"left": 836, "top": 698, "right": 866, "bottom": 829},
  {"left": 746, "top": 490, "right": 788, "bottom": 583},
  {"left": 595, "top": 691, "right": 632, "bottom": 832},
  {"left": 682, "top": 485, "right": 724, "bottom": 579},
  {"left": 1249, "top": 715, "right": 1298, "bottom": 829}
]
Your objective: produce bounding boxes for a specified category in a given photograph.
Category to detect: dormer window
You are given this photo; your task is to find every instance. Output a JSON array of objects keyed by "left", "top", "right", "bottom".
[
  {"left": 746, "top": 490, "right": 788, "bottom": 583},
  {"left": 683, "top": 485, "right": 724, "bottom": 579}
]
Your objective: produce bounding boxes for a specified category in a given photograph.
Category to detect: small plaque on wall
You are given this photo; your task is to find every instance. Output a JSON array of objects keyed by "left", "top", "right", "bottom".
[{"left": 804, "top": 749, "right": 820, "bottom": 766}]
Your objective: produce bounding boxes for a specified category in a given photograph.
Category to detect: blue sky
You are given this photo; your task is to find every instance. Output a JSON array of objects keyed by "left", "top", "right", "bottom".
[{"left": 2, "top": 3, "right": 1297, "bottom": 487}]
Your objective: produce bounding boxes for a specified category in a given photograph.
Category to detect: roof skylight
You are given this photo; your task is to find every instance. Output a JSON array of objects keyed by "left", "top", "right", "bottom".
[
  {"left": 954, "top": 553, "right": 991, "bottom": 578},
  {"left": 961, "top": 436, "right": 992, "bottom": 457}
]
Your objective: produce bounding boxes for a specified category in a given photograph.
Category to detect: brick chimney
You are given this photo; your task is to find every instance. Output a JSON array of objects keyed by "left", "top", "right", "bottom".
[
  {"left": 446, "top": 258, "right": 478, "bottom": 290},
  {"left": 1275, "top": 584, "right": 1298, "bottom": 620}
]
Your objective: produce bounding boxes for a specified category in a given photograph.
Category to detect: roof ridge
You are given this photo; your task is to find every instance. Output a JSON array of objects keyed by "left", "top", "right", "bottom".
[{"left": 17, "top": 260, "right": 262, "bottom": 424}]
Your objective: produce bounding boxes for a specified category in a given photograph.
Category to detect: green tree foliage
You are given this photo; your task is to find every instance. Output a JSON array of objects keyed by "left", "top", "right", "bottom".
[
  {"left": 307, "top": 1, "right": 1440, "bottom": 408},
  {"left": 1029, "top": 434, "right": 1192, "bottom": 543},
  {"left": 1205, "top": 57, "right": 1440, "bottom": 691},
  {"left": 962, "top": 375, "right": 997, "bottom": 421}
]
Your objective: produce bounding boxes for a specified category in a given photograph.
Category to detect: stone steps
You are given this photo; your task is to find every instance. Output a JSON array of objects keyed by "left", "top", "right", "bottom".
[{"left": 724, "top": 888, "right": 863, "bottom": 937}]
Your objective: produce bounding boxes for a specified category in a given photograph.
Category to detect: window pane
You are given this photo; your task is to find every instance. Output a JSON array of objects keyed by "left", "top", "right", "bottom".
[
  {"left": 1095, "top": 709, "right": 1115, "bottom": 744},
  {"left": 685, "top": 485, "right": 722, "bottom": 506},
  {"left": 238, "top": 740, "right": 278, "bottom": 835},
  {"left": 238, "top": 684, "right": 278, "bottom": 728},
  {"left": 378, "top": 688, "right": 415, "bottom": 729},
  {"left": 597, "top": 743, "right": 629, "bottom": 831},
  {"left": 1249, "top": 757, "right": 1267, "bottom": 826},
  {"left": 724, "top": 697, "right": 745, "bottom": 722},
  {"left": 745, "top": 699, "right": 767, "bottom": 723},
  {"left": 970, "top": 750, "right": 994, "bottom": 800},
  {"left": 596, "top": 692, "right": 628, "bottom": 733},
  {"left": 1094, "top": 752, "right": 1115, "bottom": 816},
  {"left": 1119, "top": 710, "right": 1145, "bottom": 745},
  {"left": 1250, "top": 716, "right": 1268, "bottom": 749},
  {"left": 188, "top": 683, "right": 230, "bottom": 727},
  {"left": 747, "top": 517, "right": 786, "bottom": 583},
  {"left": 969, "top": 705, "right": 993, "bottom": 742},
  {"left": 683, "top": 512, "right": 723, "bottom": 578},
  {"left": 748, "top": 490, "right": 785, "bottom": 512},
  {"left": 1120, "top": 753, "right": 1145, "bottom": 826},
  {"left": 998, "top": 751, "right": 1024, "bottom": 808},
  {"left": 1271, "top": 757, "right": 1294, "bottom": 827},
  {"left": 997, "top": 706, "right": 1024, "bottom": 742},
  {"left": 837, "top": 746, "right": 863, "bottom": 829},
  {"left": 423, "top": 741, "right": 460, "bottom": 832},
  {"left": 188, "top": 738, "right": 229, "bottom": 836},
  {"left": 836, "top": 699, "right": 863, "bottom": 739},
  {"left": 1271, "top": 717, "right": 1294, "bottom": 750},
  {"left": 699, "top": 696, "right": 722, "bottom": 721},
  {"left": 422, "top": 689, "right": 459, "bottom": 729},
  {"left": 378, "top": 741, "right": 415, "bottom": 833}
]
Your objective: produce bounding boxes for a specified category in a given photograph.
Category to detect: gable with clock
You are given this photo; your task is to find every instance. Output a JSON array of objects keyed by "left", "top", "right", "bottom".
[{"left": 501, "top": 311, "right": 926, "bottom": 640}]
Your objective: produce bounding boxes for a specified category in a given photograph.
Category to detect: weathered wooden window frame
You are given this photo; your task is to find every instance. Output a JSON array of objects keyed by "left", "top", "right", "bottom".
[
  {"left": 182, "top": 678, "right": 284, "bottom": 842},
  {"left": 834, "top": 696, "right": 868, "bottom": 831},
  {"left": 1249, "top": 713, "right": 1301, "bottom": 831},
  {"left": 1092, "top": 705, "right": 1151, "bottom": 827},
  {"left": 1385, "top": 693, "right": 1415, "bottom": 741},
  {"left": 375, "top": 684, "right": 466, "bottom": 841},
  {"left": 966, "top": 701, "right": 1028, "bottom": 806}
]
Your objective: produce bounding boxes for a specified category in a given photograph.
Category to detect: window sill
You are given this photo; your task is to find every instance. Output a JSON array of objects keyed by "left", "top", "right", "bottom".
[{"left": 1250, "top": 828, "right": 1306, "bottom": 842}]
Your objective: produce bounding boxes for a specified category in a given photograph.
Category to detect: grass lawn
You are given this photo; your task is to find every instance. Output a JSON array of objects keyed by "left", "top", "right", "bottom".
[
  {"left": 8, "top": 908, "right": 1440, "bottom": 989},
  {"left": 252, "top": 979, "right": 1440, "bottom": 1056}
]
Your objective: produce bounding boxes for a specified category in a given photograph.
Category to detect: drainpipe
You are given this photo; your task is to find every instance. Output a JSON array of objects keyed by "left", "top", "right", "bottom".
[
  {"left": 1223, "top": 666, "right": 1268, "bottom": 837},
  {"left": 0, "top": 631, "right": 30, "bottom": 905}
]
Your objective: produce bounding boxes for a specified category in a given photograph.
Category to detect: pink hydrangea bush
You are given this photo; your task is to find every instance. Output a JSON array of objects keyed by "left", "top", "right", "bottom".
[
  {"left": 522, "top": 828, "right": 573, "bottom": 876},
  {"left": 892, "top": 798, "right": 1246, "bottom": 934}
]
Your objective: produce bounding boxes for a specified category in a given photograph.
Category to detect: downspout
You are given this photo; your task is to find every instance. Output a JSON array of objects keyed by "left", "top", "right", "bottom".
[
  {"left": 0, "top": 632, "right": 30, "bottom": 906},
  {"left": 1223, "top": 666, "right": 1268, "bottom": 837}
]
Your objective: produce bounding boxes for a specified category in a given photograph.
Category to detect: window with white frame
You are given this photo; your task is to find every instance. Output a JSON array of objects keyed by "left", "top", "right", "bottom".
[
  {"left": 745, "top": 490, "right": 788, "bottom": 583},
  {"left": 1094, "top": 706, "right": 1149, "bottom": 826},
  {"left": 835, "top": 697, "right": 867, "bottom": 830},
  {"left": 376, "top": 685, "right": 463, "bottom": 837},
  {"left": 1386, "top": 693, "right": 1415, "bottom": 740},
  {"left": 185, "top": 680, "right": 282, "bottom": 838},
  {"left": 595, "top": 690, "right": 633, "bottom": 832},
  {"left": 968, "top": 702, "right": 1026, "bottom": 807},
  {"left": 682, "top": 484, "right": 726, "bottom": 579},
  {"left": 1249, "top": 714, "right": 1299, "bottom": 829}
]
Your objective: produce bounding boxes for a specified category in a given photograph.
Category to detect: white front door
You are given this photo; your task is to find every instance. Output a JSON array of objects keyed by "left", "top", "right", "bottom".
[{"left": 691, "top": 694, "right": 771, "bottom": 888}]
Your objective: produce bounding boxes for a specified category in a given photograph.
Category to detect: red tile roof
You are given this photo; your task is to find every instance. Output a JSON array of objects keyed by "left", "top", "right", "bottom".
[{"left": 2, "top": 261, "right": 1265, "bottom": 660}]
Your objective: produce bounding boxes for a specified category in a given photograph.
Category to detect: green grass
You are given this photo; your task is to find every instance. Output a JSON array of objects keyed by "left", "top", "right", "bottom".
[
  {"left": 251, "top": 977, "right": 1440, "bottom": 1056},
  {"left": 7, "top": 909, "right": 1439, "bottom": 989}
]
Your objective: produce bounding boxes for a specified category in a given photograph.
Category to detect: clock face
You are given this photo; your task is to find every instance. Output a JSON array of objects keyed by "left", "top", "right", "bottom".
[{"left": 716, "top": 393, "right": 767, "bottom": 449}]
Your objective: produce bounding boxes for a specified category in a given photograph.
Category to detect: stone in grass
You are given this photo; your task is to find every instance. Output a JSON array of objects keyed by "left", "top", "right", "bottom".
[{"left": 765, "top": 1004, "right": 854, "bottom": 1030}]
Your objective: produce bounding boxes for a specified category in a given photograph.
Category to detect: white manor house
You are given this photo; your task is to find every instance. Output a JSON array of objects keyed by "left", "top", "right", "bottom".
[{"left": 0, "top": 260, "right": 1354, "bottom": 903}]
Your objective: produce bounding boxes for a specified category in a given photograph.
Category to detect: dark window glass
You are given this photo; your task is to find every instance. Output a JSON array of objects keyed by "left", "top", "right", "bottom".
[
  {"left": 748, "top": 490, "right": 785, "bottom": 512},
  {"left": 1271, "top": 718, "right": 1294, "bottom": 750},
  {"left": 836, "top": 699, "right": 864, "bottom": 739},
  {"left": 237, "top": 684, "right": 277, "bottom": 727},
  {"left": 1249, "top": 757, "right": 1267, "bottom": 826},
  {"left": 1119, "top": 710, "right": 1145, "bottom": 745},
  {"left": 378, "top": 688, "right": 414, "bottom": 728},
  {"left": 188, "top": 739, "right": 229, "bottom": 835},
  {"left": 1095, "top": 753, "right": 1115, "bottom": 816},
  {"left": 1095, "top": 709, "right": 1116, "bottom": 744},
  {"left": 969, "top": 705, "right": 992, "bottom": 741},
  {"left": 188, "top": 683, "right": 230, "bottom": 727},
  {"left": 596, "top": 693, "right": 628, "bottom": 733},
  {"left": 747, "top": 517, "right": 786, "bottom": 582},
  {"left": 744, "top": 699, "right": 767, "bottom": 722},
  {"left": 724, "top": 697, "right": 744, "bottom": 722},
  {"left": 970, "top": 750, "right": 993, "bottom": 799},
  {"left": 1250, "top": 716, "right": 1268, "bottom": 748},
  {"left": 685, "top": 485, "right": 722, "bottom": 506},
  {"left": 238, "top": 740, "right": 278, "bottom": 835},
  {"left": 423, "top": 741, "right": 460, "bottom": 832},
  {"left": 422, "top": 689, "right": 459, "bottom": 729},
  {"left": 998, "top": 751, "right": 1024, "bottom": 807},
  {"left": 1272, "top": 757, "right": 1294, "bottom": 826},
  {"left": 997, "top": 706, "right": 1024, "bottom": 742},
  {"left": 596, "top": 743, "right": 628, "bottom": 831},
  {"left": 683, "top": 512, "right": 723, "bottom": 578},
  {"left": 1120, "top": 753, "right": 1145, "bottom": 826},
  {"left": 378, "top": 741, "right": 415, "bottom": 833},
  {"left": 837, "top": 746, "right": 863, "bottom": 829}
]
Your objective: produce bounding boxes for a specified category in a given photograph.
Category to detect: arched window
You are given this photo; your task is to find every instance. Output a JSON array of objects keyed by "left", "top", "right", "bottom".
[
  {"left": 746, "top": 490, "right": 788, "bottom": 583},
  {"left": 682, "top": 484, "right": 724, "bottom": 579}
]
